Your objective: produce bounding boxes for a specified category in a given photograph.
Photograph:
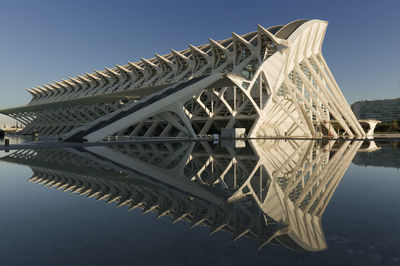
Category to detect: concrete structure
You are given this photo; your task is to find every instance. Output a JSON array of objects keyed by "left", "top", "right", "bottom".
[
  {"left": 358, "top": 119, "right": 381, "bottom": 137},
  {"left": 351, "top": 98, "right": 400, "bottom": 123},
  {"left": 0, "top": 19, "right": 366, "bottom": 141},
  {"left": 0, "top": 139, "right": 362, "bottom": 251}
]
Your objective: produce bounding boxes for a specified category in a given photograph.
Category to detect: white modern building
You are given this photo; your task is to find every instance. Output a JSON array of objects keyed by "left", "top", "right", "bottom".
[{"left": 0, "top": 19, "right": 366, "bottom": 141}]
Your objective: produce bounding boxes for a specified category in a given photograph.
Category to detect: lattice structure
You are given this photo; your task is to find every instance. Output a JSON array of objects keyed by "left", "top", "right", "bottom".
[
  {"left": 1, "top": 139, "right": 362, "bottom": 251},
  {"left": 0, "top": 19, "right": 365, "bottom": 141}
]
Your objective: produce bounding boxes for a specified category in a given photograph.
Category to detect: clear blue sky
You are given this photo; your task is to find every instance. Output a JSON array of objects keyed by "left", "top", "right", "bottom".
[{"left": 0, "top": 0, "right": 399, "bottom": 123}]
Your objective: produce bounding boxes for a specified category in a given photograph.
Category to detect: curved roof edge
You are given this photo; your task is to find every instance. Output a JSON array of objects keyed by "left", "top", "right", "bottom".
[{"left": 275, "top": 19, "right": 309, "bottom": 39}]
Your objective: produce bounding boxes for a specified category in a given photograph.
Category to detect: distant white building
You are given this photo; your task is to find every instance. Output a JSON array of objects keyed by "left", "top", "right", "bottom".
[
  {"left": 0, "top": 123, "right": 24, "bottom": 133},
  {"left": 0, "top": 19, "right": 365, "bottom": 141}
]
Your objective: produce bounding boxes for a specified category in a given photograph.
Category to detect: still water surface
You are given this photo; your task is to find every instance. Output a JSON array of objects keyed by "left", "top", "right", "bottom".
[{"left": 0, "top": 138, "right": 399, "bottom": 265}]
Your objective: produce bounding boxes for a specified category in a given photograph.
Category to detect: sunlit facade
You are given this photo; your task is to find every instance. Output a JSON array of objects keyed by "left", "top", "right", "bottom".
[{"left": 0, "top": 19, "right": 365, "bottom": 141}]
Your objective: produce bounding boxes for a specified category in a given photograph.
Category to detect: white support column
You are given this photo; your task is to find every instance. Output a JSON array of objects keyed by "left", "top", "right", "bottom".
[
  {"left": 316, "top": 54, "right": 365, "bottom": 136},
  {"left": 302, "top": 61, "right": 355, "bottom": 137}
]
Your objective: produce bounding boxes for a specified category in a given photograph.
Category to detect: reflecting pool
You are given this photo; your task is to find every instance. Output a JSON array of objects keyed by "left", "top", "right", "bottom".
[{"left": 0, "top": 139, "right": 399, "bottom": 265}]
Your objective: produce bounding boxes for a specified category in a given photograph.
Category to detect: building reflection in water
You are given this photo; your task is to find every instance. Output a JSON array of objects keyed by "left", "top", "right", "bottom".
[
  {"left": 353, "top": 141, "right": 400, "bottom": 169},
  {"left": 0, "top": 139, "right": 363, "bottom": 252}
]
